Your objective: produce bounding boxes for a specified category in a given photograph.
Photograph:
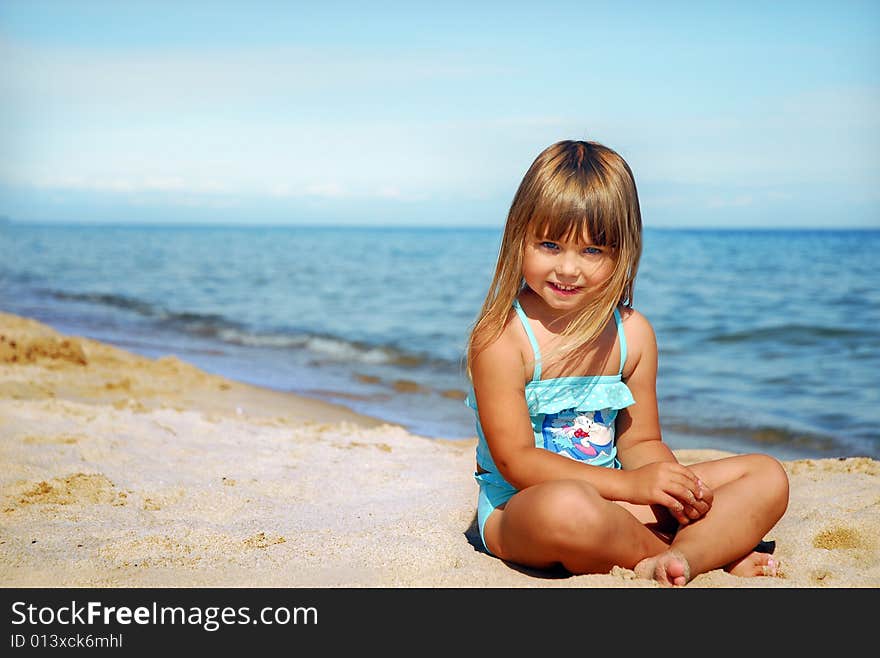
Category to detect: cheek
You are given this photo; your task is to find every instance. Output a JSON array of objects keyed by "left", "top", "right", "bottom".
[
  {"left": 521, "top": 263, "right": 540, "bottom": 286},
  {"left": 587, "top": 259, "right": 615, "bottom": 283},
  {"left": 521, "top": 250, "right": 545, "bottom": 277}
]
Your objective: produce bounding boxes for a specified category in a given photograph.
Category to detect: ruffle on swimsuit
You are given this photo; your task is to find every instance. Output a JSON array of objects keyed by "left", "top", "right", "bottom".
[
  {"left": 466, "top": 375, "right": 635, "bottom": 416},
  {"left": 464, "top": 297, "right": 634, "bottom": 419}
]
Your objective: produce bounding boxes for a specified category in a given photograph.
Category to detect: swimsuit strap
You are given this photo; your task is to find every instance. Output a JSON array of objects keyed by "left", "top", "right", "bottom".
[
  {"left": 512, "top": 299, "right": 542, "bottom": 381},
  {"left": 613, "top": 307, "right": 627, "bottom": 376}
]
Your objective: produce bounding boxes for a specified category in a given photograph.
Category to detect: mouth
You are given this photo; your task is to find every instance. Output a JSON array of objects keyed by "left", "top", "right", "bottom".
[{"left": 548, "top": 281, "right": 582, "bottom": 296}]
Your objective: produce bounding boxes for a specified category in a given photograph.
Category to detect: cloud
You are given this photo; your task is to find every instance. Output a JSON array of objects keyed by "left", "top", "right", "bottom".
[{"left": 0, "top": 38, "right": 485, "bottom": 113}]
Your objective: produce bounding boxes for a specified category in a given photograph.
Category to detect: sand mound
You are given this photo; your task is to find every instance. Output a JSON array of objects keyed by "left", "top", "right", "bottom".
[
  {"left": 0, "top": 332, "right": 87, "bottom": 366},
  {"left": 14, "top": 473, "right": 123, "bottom": 506}
]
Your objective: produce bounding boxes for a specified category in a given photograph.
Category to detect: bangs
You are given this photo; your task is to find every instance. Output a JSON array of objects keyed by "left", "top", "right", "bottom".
[{"left": 527, "top": 175, "right": 622, "bottom": 249}]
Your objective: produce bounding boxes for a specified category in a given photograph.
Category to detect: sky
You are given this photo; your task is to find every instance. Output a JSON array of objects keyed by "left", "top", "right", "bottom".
[{"left": 1, "top": 0, "right": 878, "bottom": 228}]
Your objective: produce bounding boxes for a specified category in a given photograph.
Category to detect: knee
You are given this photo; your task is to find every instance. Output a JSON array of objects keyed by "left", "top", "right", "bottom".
[
  {"left": 531, "top": 480, "right": 609, "bottom": 547},
  {"left": 747, "top": 453, "right": 790, "bottom": 514}
]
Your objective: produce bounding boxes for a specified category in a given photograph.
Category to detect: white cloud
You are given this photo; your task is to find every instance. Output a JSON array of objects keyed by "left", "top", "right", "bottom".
[{"left": 0, "top": 38, "right": 482, "bottom": 112}]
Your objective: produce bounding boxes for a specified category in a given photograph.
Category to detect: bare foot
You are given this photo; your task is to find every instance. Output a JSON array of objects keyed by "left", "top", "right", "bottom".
[
  {"left": 634, "top": 549, "right": 691, "bottom": 587},
  {"left": 725, "top": 551, "right": 779, "bottom": 578}
]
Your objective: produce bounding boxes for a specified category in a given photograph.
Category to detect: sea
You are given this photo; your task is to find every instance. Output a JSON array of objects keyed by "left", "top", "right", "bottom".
[{"left": 1, "top": 222, "right": 878, "bottom": 461}]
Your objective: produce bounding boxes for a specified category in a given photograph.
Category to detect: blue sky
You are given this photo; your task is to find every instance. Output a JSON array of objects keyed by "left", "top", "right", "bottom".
[{"left": 1, "top": 0, "right": 878, "bottom": 228}]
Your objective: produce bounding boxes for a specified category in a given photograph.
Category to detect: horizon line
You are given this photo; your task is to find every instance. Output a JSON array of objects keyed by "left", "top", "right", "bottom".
[{"left": 2, "top": 219, "right": 879, "bottom": 232}]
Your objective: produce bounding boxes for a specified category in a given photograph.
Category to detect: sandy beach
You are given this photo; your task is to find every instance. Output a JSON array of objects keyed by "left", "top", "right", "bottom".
[{"left": 1, "top": 311, "right": 878, "bottom": 588}]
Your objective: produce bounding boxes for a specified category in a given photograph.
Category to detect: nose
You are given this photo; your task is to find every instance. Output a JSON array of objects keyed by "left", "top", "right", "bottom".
[{"left": 555, "top": 252, "right": 580, "bottom": 278}]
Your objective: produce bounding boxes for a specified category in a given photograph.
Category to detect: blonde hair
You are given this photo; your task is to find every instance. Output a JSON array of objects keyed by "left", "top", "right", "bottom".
[{"left": 466, "top": 139, "right": 642, "bottom": 376}]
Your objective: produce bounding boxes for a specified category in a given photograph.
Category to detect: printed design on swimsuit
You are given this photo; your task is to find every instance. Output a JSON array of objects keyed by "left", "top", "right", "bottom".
[{"left": 541, "top": 408, "right": 617, "bottom": 462}]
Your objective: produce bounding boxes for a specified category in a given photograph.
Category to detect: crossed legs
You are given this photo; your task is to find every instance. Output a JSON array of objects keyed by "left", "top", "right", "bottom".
[
  {"left": 634, "top": 454, "right": 789, "bottom": 585},
  {"left": 481, "top": 453, "right": 789, "bottom": 585}
]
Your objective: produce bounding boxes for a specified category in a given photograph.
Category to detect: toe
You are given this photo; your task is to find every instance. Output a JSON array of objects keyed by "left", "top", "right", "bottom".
[{"left": 762, "top": 557, "right": 778, "bottom": 577}]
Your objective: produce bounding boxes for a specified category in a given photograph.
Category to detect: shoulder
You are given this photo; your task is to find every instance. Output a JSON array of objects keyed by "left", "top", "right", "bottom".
[
  {"left": 618, "top": 306, "right": 657, "bottom": 376},
  {"left": 618, "top": 306, "right": 655, "bottom": 341},
  {"left": 471, "top": 309, "right": 531, "bottom": 387}
]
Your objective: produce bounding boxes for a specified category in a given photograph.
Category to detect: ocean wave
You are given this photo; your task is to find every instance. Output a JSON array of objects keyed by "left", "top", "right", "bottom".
[
  {"left": 50, "top": 290, "right": 156, "bottom": 316},
  {"left": 46, "top": 287, "right": 436, "bottom": 368},
  {"left": 709, "top": 324, "right": 872, "bottom": 346},
  {"left": 663, "top": 419, "right": 844, "bottom": 455},
  {"left": 217, "top": 327, "right": 426, "bottom": 366}
]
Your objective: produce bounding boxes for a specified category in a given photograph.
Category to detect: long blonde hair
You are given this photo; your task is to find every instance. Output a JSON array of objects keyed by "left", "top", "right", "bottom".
[{"left": 466, "top": 139, "right": 642, "bottom": 376}]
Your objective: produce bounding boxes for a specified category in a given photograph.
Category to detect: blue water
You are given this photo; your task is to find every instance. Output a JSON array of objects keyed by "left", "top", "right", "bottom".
[{"left": 1, "top": 223, "right": 878, "bottom": 461}]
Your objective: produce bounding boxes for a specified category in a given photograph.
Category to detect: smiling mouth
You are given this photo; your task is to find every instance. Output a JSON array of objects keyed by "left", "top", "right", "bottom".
[{"left": 548, "top": 282, "right": 582, "bottom": 295}]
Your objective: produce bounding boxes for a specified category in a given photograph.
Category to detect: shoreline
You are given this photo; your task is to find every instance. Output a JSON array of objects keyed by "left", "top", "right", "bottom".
[{"left": 1, "top": 310, "right": 879, "bottom": 587}]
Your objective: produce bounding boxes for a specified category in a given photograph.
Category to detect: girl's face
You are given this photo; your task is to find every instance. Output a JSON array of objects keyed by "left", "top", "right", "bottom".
[{"left": 521, "top": 230, "right": 615, "bottom": 314}]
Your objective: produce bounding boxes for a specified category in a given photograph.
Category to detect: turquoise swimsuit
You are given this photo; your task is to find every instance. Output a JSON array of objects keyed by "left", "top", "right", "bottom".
[{"left": 465, "top": 299, "right": 636, "bottom": 555}]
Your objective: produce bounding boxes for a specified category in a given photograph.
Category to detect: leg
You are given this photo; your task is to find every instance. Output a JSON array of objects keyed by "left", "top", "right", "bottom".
[
  {"left": 635, "top": 453, "right": 789, "bottom": 586},
  {"left": 725, "top": 551, "right": 780, "bottom": 577},
  {"left": 483, "top": 479, "right": 670, "bottom": 575}
]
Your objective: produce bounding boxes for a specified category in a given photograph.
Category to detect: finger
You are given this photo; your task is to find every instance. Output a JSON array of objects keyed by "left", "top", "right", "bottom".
[
  {"left": 678, "top": 469, "right": 704, "bottom": 500},
  {"left": 675, "top": 465, "right": 701, "bottom": 487},
  {"left": 697, "top": 483, "right": 715, "bottom": 506},
  {"left": 677, "top": 496, "right": 703, "bottom": 519},
  {"left": 672, "top": 489, "right": 709, "bottom": 521},
  {"left": 669, "top": 483, "right": 699, "bottom": 507},
  {"left": 662, "top": 497, "right": 690, "bottom": 525},
  {"left": 663, "top": 484, "right": 698, "bottom": 514},
  {"left": 690, "top": 500, "right": 710, "bottom": 517},
  {"left": 686, "top": 496, "right": 711, "bottom": 520}
]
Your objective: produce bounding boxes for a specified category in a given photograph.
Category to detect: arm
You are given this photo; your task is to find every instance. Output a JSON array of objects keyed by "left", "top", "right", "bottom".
[
  {"left": 615, "top": 309, "right": 712, "bottom": 522},
  {"left": 615, "top": 310, "right": 678, "bottom": 469}
]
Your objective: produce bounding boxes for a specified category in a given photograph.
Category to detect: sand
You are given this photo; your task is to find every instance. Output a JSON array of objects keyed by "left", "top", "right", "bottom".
[{"left": 1, "top": 311, "right": 878, "bottom": 588}]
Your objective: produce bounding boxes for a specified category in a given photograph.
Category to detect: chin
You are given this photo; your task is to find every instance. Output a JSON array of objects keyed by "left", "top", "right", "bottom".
[{"left": 544, "top": 297, "right": 583, "bottom": 311}]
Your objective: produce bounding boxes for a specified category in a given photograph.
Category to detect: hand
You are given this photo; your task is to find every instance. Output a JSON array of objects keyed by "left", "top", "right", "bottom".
[
  {"left": 624, "top": 462, "right": 711, "bottom": 526},
  {"left": 676, "top": 476, "right": 712, "bottom": 526},
  {"left": 686, "top": 477, "right": 713, "bottom": 523}
]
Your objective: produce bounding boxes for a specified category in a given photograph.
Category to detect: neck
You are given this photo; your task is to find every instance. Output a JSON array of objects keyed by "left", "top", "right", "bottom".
[{"left": 519, "top": 288, "right": 579, "bottom": 334}]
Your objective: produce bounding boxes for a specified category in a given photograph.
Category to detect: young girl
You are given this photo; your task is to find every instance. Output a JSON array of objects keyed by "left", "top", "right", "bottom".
[{"left": 465, "top": 140, "right": 789, "bottom": 586}]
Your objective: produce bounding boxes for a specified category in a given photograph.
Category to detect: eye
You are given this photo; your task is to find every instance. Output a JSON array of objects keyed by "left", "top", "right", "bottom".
[
  {"left": 539, "top": 241, "right": 559, "bottom": 250},
  {"left": 583, "top": 246, "right": 603, "bottom": 256}
]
